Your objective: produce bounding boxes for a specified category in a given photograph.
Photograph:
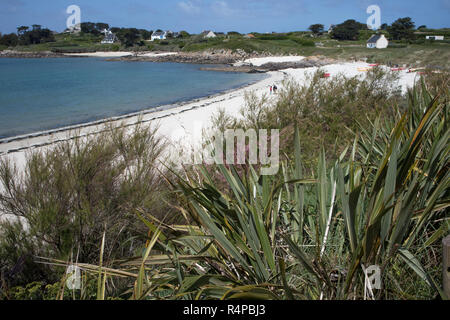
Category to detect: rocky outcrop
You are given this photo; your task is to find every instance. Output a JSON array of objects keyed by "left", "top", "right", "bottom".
[
  {"left": 201, "top": 55, "right": 335, "bottom": 73},
  {"left": 0, "top": 50, "right": 64, "bottom": 58},
  {"left": 110, "top": 52, "right": 334, "bottom": 72},
  {"left": 108, "top": 52, "right": 241, "bottom": 64},
  {"left": 199, "top": 66, "right": 265, "bottom": 73},
  {"left": 0, "top": 49, "right": 335, "bottom": 72}
]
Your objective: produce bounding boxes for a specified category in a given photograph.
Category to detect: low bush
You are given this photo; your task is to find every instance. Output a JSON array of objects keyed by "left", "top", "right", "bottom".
[
  {"left": 291, "top": 38, "right": 315, "bottom": 47},
  {"left": 0, "top": 123, "right": 176, "bottom": 291},
  {"left": 233, "top": 67, "right": 403, "bottom": 167}
]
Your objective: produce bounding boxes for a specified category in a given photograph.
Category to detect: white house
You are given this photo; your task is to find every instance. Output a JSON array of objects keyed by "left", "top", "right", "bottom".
[
  {"left": 367, "top": 34, "right": 389, "bottom": 49},
  {"left": 202, "top": 30, "right": 217, "bottom": 38},
  {"left": 151, "top": 31, "right": 167, "bottom": 41},
  {"left": 426, "top": 35, "right": 444, "bottom": 40},
  {"left": 101, "top": 29, "right": 117, "bottom": 44}
]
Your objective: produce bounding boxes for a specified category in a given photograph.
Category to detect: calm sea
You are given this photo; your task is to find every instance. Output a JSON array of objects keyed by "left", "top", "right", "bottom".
[{"left": 0, "top": 58, "right": 265, "bottom": 139}]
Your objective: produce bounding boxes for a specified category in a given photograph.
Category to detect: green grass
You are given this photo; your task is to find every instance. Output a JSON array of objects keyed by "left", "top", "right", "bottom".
[
  {"left": 296, "top": 44, "right": 450, "bottom": 68},
  {"left": 179, "top": 35, "right": 450, "bottom": 68}
]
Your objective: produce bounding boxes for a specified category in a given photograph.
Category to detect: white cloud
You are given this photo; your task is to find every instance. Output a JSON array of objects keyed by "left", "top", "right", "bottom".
[
  {"left": 178, "top": 1, "right": 201, "bottom": 14},
  {"left": 211, "top": 1, "right": 235, "bottom": 16}
]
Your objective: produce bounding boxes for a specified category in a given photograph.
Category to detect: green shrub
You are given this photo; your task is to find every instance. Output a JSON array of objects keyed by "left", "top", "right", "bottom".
[
  {"left": 291, "top": 38, "right": 315, "bottom": 47},
  {"left": 387, "top": 43, "right": 408, "bottom": 48},
  {"left": 0, "top": 123, "right": 176, "bottom": 290},
  {"left": 257, "top": 35, "right": 289, "bottom": 41},
  {"left": 234, "top": 67, "right": 403, "bottom": 167}
]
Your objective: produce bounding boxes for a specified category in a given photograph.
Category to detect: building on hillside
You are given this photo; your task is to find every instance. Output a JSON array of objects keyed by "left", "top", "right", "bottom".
[
  {"left": 101, "top": 29, "right": 117, "bottom": 44},
  {"left": 202, "top": 30, "right": 217, "bottom": 38},
  {"left": 244, "top": 33, "right": 255, "bottom": 39},
  {"left": 426, "top": 35, "right": 444, "bottom": 40},
  {"left": 151, "top": 31, "right": 167, "bottom": 41},
  {"left": 367, "top": 34, "right": 389, "bottom": 49}
]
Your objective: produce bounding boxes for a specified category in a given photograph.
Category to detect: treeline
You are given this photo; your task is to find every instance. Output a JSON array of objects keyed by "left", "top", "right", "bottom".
[
  {"left": 78, "top": 23, "right": 189, "bottom": 47},
  {"left": 111, "top": 28, "right": 153, "bottom": 47},
  {"left": 0, "top": 25, "right": 55, "bottom": 47},
  {"left": 0, "top": 21, "right": 187, "bottom": 48},
  {"left": 309, "top": 17, "right": 422, "bottom": 41},
  {"left": 68, "top": 22, "right": 153, "bottom": 47}
]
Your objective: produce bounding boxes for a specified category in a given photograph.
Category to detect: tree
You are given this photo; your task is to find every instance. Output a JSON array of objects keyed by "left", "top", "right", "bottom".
[
  {"left": 380, "top": 23, "right": 388, "bottom": 30},
  {"left": 17, "top": 26, "right": 29, "bottom": 36},
  {"left": 80, "top": 22, "right": 100, "bottom": 35},
  {"left": 139, "top": 29, "right": 153, "bottom": 40},
  {"left": 388, "top": 17, "right": 415, "bottom": 40},
  {"left": 331, "top": 19, "right": 367, "bottom": 40},
  {"left": 95, "top": 23, "right": 110, "bottom": 31},
  {"left": 179, "top": 31, "right": 190, "bottom": 38},
  {"left": 32, "top": 24, "right": 41, "bottom": 31},
  {"left": 417, "top": 25, "right": 427, "bottom": 30},
  {"left": 116, "top": 28, "right": 140, "bottom": 47},
  {"left": 19, "top": 28, "right": 55, "bottom": 45},
  {"left": 0, "top": 33, "right": 19, "bottom": 47},
  {"left": 110, "top": 27, "right": 121, "bottom": 34},
  {"left": 309, "top": 24, "right": 324, "bottom": 36}
]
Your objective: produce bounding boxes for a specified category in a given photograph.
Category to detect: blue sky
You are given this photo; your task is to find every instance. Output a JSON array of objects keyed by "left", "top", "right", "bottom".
[{"left": 1, "top": 0, "right": 449, "bottom": 34}]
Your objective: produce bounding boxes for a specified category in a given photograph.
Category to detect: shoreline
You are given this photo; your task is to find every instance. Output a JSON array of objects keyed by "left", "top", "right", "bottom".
[
  {"left": 0, "top": 70, "right": 280, "bottom": 158},
  {"left": 0, "top": 75, "right": 269, "bottom": 152},
  {"left": 0, "top": 59, "right": 420, "bottom": 173},
  {"left": 0, "top": 54, "right": 331, "bottom": 149}
]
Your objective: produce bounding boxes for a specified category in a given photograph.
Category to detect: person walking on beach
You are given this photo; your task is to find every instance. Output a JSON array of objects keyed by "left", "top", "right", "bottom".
[
  {"left": 273, "top": 85, "right": 278, "bottom": 94},
  {"left": 269, "top": 85, "right": 273, "bottom": 94}
]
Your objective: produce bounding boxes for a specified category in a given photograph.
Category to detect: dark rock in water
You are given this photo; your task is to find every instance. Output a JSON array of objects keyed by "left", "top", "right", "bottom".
[
  {"left": 248, "top": 69, "right": 266, "bottom": 74},
  {"left": 112, "top": 53, "right": 334, "bottom": 72},
  {"left": 258, "top": 60, "right": 330, "bottom": 71}
]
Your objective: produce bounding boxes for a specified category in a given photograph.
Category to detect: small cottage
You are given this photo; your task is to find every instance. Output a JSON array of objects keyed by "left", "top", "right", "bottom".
[
  {"left": 367, "top": 34, "right": 389, "bottom": 49},
  {"left": 101, "top": 29, "right": 117, "bottom": 44},
  {"left": 151, "top": 31, "right": 167, "bottom": 41},
  {"left": 202, "top": 30, "right": 217, "bottom": 38},
  {"left": 426, "top": 35, "right": 444, "bottom": 40}
]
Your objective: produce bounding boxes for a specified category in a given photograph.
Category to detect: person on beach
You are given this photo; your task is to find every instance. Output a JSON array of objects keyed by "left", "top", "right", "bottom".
[
  {"left": 273, "top": 85, "right": 278, "bottom": 94},
  {"left": 269, "top": 86, "right": 273, "bottom": 94}
]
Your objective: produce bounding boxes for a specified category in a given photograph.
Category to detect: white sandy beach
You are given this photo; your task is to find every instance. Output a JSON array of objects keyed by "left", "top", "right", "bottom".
[
  {"left": 236, "top": 55, "right": 306, "bottom": 66},
  {"left": 63, "top": 51, "right": 179, "bottom": 58},
  {"left": 0, "top": 58, "right": 421, "bottom": 175},
  {"left": 64, "top": 51, "right": 135, "bottom": 57}
]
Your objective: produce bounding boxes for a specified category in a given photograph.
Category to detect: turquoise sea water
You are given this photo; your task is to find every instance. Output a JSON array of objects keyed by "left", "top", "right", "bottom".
[{"left": 0, "top": 58, "right": 265, "bottom": 139}]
